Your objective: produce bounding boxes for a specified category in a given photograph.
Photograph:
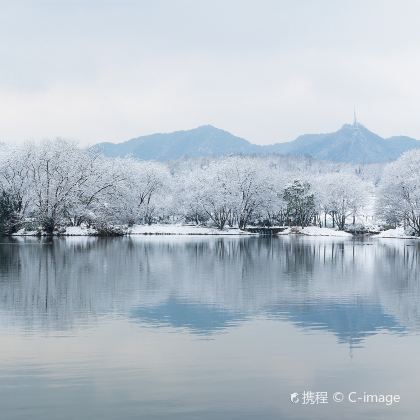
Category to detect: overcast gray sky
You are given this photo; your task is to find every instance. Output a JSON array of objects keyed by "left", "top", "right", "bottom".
[{"left": 1, "top": 0, "right": 420, "bottom": 145}]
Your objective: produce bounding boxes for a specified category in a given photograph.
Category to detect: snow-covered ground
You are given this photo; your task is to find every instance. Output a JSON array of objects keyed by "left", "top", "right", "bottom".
[
  {"left": 374, "top": 227, "right": 417, "bottom": 239},
  {"left": 13, "top": 226, "right": 98, "bottom": 236},
  {"left": 12, "top": 229, "right": 39, "bottom": 236},
  {"left": 12, "top": 224, "right": 418, "bottom": 239},
  {"left": 127, "top": 224, "right": 253, "bottom": 236},
  {"left": 279, "top": 226, "right": 353, "bottom": 237},
  {"left": 12, "top": 224, "right": 255, "bottom": 237},
  {"left": 62, "top": 226, "right": 98, "bottom": 236},
  {"left": 12, "top": 224, "right": 351, "bottom": 237}
]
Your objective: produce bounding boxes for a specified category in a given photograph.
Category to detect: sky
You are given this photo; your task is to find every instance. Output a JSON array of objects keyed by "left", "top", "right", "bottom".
[{"left": 2, "top": 0, "right": 420, "bottom": 145}]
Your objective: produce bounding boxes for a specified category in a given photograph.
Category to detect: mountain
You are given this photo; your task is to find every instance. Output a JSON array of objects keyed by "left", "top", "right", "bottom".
[
  {"left": 94, "top": 125, "right": 258, "bottom": 161},
  {"left": 385, "top": 135, "right": 420, "bottom": 156},
  {"left": 93, "top": 122, "right": 420, "bottom": 164},
  {"left": 264, "top": 122, "right": 420, "bottom": 163}
]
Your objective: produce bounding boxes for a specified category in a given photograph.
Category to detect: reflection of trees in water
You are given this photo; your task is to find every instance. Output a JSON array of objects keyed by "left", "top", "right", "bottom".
[
  {"left": 0, "top": 237, "right": 136, "bottom": 330},
  {"left": 0, "top": 237, "right": 22, "bottom": 277},
  {"left": 372, "top": 241, "right": 420, "bottom": 329},
  {"left": 0, "top": 237, "right": 418, "bottom": 340}
]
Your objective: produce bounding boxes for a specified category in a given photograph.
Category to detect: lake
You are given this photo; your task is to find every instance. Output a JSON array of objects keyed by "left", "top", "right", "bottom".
[{"left": 0, "top": 235, "right": 419, "bottom": 420}]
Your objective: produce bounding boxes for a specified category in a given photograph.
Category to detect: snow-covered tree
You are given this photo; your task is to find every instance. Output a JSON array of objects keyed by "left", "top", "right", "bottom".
[
  {"left": 377, "top": 150, "right": 420, "bottom": 235},
  {"left": 21, "top": 140, "right": 126, "bottom": 234},
  {"left": 315, "top": 173, "right": 369, "bottom": 229},
  {"left": 0, "top": 144, "right": 34, "bottom": 232},
  {"left": 0, "top": 137, "right": 410, "bottom": 235},
  {"left": 172, "top": 166, "right": 209, "bottom": 225},
  {"left": 176, "top": 157, "right": 275, "bottom": 230},
  {"left": 26, "top": 139, "right": 96, "bottom": 233},
  {"left": 115, "top": 160, "right": 170, "bottom": 225},
  {"left": 227, "top": 157, "right": 270, "bottom": 229},
  {"left": 196, "top": 160, "right": 236, "bottom": 229}
]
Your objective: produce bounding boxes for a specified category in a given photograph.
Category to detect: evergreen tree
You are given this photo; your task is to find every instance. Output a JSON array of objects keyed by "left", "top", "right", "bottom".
[
  {"left": 0, "top": 190, "right": 21, "bottom": 234},
  {"left": 283, "top": 180, "right": 316, "bottom": 228}
]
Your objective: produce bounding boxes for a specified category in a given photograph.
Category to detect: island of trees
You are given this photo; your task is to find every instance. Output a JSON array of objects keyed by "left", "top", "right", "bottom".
[{"left": 0, "top": 139, "right": 419, "bottom": 236}]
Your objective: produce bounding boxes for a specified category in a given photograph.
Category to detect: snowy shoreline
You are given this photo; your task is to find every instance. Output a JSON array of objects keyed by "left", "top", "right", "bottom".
[
  {"left": 10, "top": 224, "right": 419, "bottom": 240},
  {"left": 372, "top": 227, "right": 418, "bottom": 239},
  {"left": 12, "top": 224, "right": 417, "bottom": 239},
  {"left": 12, "top": 225, "right": 254, "bottom": 237}
]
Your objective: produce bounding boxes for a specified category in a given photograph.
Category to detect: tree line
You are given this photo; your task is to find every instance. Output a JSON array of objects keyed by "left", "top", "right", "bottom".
[{"left": 0, "top": 139, "right": 418, "bottom": 235}]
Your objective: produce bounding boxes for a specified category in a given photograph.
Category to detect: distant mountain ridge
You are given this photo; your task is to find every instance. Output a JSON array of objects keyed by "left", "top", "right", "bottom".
[
  {"left": 95, "top": 125, "right": 259, "bottom": 161},
  {"left": 93, "top": 122, "right": 420, "bottom": 164}
]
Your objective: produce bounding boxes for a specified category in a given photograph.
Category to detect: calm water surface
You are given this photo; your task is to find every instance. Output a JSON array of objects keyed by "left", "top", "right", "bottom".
[{"left": 0, "top": 236, "right": 419, "bottom": 420}]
